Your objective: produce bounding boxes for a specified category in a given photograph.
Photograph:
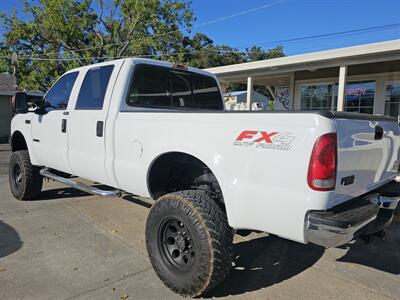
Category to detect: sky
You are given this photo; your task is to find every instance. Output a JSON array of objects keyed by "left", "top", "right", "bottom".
[{"left": 0, "top": 0, "right": 399, "bottom": 56}]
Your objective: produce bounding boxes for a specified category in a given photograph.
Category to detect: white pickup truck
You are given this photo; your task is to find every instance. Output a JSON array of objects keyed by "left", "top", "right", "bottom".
[{"left": 9, "top": 58, "right": 400, "bottom": 297}]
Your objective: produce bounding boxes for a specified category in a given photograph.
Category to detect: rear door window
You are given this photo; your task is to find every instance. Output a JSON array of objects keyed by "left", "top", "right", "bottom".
[{"left": 75, "top": 65, "right": 114, "bottom": 110}]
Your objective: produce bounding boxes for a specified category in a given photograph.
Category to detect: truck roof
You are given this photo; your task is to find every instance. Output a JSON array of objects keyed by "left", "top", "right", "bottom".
[{"left": 65, "top": 57, "right": 216, "bottom": 79}]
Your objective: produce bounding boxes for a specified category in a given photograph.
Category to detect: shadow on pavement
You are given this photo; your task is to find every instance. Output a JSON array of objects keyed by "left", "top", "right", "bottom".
[
  {"left": 37, "top": 187, "right": 92, "bottom": 200},
  {"left": 11, "top": 175, "right": 400, "bottom": 296},
  {"left": 0, "top": 220, "right": 23, "bottom": 258},
  {"left": 122, "top": 194, "right": 152, "bottom": 208},
  {"left": 37, "top": 184, "right": 113, "bottom": 200},
  {"left": 207, "top": 221, "right": 400, "bottom": 297},
  {"left": 205, "top": 234, "right": 325, "bottom": 298},
  {"left": 336, "top": 222, "right": 400, "bottom": 274}
]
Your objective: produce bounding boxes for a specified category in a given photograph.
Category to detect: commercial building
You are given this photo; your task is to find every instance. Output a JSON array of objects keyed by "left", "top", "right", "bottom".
[
  {"left": 207, "top": 39, "right": 400, "bottom": 120},
  {"left": 224, "top": 90, "right": 269, "bottom": 110}
]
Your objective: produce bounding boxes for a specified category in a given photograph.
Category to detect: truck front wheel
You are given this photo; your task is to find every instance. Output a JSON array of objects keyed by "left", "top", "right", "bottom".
[
  {"left": 9, "top": 150, "right": 43, "bottom": 200},
  {"left": 146, "top": 190, "right": 233, "bottom": 297}
]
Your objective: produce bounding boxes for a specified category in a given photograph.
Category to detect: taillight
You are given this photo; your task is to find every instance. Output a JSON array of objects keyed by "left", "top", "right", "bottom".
[{"left": 308, "top": 133, "right": 337, "bottom": 191}]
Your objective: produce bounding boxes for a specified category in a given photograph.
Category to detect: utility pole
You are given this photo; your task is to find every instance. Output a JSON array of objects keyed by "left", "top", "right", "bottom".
[{"left": 11, "top": 52, "right": 18, "bottom": 90}]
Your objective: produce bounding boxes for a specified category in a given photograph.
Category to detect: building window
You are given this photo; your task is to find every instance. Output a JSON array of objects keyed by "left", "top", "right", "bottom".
[
  {"left": 342, "top": 81, "right": 375, "bottom": 114},
  {"left": 300, "top": 84, "right": 334, "bottom": 111},
  {"left": 300, "top": 80, "right": 375, "bottom": 114},
  {"left": 385, "top": 82, "right": 400, "bottom": 118}
]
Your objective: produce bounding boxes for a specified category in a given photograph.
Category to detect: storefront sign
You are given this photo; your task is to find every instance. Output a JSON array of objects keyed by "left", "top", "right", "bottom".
[
  {"left": 346, "top": 87, "right": 367, "bottom": 96},
  {"left": 275, "top": 86, "right": 291, "bottom": 110}
]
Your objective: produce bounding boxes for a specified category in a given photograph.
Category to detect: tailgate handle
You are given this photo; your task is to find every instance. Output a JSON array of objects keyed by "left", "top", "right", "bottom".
[{"left": 374, "top": 125, "right": 383, "bottom": 140}]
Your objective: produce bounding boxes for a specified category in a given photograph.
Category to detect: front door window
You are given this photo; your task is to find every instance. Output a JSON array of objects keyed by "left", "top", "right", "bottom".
[{"left": 44, "top": 72, "right": 79, "bottom": 111}]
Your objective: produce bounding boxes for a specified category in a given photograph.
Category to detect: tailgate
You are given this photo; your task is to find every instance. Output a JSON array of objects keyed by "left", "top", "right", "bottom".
[{"left": 335, "top": 113, "right": 400, "bottom": 198}]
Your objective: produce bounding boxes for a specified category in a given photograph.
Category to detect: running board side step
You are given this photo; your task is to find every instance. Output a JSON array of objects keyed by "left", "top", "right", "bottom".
[{"left": 39, "top": 168, "right": 121, "bottom": 197}]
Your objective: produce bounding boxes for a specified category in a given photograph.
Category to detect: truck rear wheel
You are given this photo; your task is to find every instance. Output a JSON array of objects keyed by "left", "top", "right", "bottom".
[
  {"left": 146, "top": 190, "right": 233, "bottom": 297},
  {"left": 9, "top": 150, "right": 43, "bottom": 200}
]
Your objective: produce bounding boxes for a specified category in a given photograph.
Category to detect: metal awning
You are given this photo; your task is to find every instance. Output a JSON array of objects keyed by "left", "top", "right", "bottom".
[{"left": 206, "top": 39, "right": 400, "bottom": 81}]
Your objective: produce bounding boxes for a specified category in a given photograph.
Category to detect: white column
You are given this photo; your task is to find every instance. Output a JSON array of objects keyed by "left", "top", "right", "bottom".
[
  {"left": 246, "top": 76, "right": 253, "bottom": 111},
  {"left": 374, "top": 78, "right": 385, "bottom": 115},
  {"left": 337, "top": 65, "right": 347, "bottom": 112},
  {"left": 289, "top": 72, "right": 295, "bottom": 110}
]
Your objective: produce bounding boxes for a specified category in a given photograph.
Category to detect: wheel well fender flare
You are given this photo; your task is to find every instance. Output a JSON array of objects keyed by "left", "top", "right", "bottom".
[
  {"left": 10, "top": 130, "right": 28, "bottom": 152},
  {"left": 10, "top": 130, "right": 39, "bottom": 165},
  {"left": 146, "top": 151, "right": 225, "bottom": 199}
]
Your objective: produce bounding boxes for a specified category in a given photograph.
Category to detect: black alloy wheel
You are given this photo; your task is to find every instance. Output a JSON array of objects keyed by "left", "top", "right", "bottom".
[
  {"left": 9, "top": 150, "right": 43, "bottom": 200},
  {"left": 11, "top": 163, "right": 22, "bottom": 191},
  {"left": 146, "top": 190, "right": 233, "bottom": 297},
  {"left": 158, "top": 217, "right": 196, "bottom": 271}
]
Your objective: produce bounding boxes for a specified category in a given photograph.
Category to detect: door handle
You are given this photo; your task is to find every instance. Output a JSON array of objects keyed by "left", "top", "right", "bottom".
[
  {"left": 96, "top": 121, "right": 104, "bottom": 137},
  {"left": 61, "top": 119, "right": 67, "bottom": 133}
]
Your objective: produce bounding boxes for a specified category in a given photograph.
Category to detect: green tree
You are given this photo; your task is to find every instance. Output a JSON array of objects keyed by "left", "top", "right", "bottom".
[
  {"left": 222, "top": 45, "right": 285, "bottom": 97},
  {"left": 175, "top": 35, "right": 285, "bottom": 69},
  {"left": 245, "top": 45, "right": 285, "bottom": 61},
  {"left": 0, "top": 0, "right": 193, "bottom": 90},
  {"left": 176, "top": 33, "right": 244, "bottom": 69},
  {"left": 0, "top": 0, "right": 285, "bottom": 91}
]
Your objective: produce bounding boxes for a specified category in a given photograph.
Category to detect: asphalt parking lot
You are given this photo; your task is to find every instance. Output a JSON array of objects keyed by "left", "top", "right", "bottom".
[{"left": 0, "top": 144, "right": 399, "bottom": 300}]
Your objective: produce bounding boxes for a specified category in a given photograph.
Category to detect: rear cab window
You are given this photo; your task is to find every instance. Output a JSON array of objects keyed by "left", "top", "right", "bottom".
[{"left": 126, "top": 64, "right": 223, "bottom": 110}]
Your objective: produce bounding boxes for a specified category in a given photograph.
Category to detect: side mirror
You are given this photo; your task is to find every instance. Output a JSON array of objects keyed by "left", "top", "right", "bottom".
[
  {"left": 12, "top": 92, "right": 28, "bottom": 114},
  {"left": 30, "top": 95, "right": 46, "bottom": 114}
]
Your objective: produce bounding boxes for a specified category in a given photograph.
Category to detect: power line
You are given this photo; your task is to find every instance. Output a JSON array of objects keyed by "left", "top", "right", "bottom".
[
  {"left": 232, "top": 22, "right": 400, "bottom": 49},
  {"left": 24, "top": 0, "right": 287, "bottom": 57},
  {"left": 277, "top": 27, "right": 400, "bottom": 54},
  {"left": 193, "top": 0, "right": 287, "bottom": 27},
  {"left": 2, "top": 48, "right": 245, "bottom": 61},
  {"left": 4, "top": 22, "right": 398, "bottom": 62}
]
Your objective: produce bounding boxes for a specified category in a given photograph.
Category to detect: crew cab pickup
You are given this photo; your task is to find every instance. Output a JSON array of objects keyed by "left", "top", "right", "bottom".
[{"left": 9, "top": 58, "right": 400, "bottom": 297}]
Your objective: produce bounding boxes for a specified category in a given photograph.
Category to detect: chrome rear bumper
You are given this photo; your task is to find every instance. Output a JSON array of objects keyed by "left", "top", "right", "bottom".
[{"left": 306, "top": 185, "right": 399, "bottom": 248}]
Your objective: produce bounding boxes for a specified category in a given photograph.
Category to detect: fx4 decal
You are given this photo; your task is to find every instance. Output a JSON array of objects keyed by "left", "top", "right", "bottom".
[{"left": 233, "top": 130, "right": 295, "bottom": 151}]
